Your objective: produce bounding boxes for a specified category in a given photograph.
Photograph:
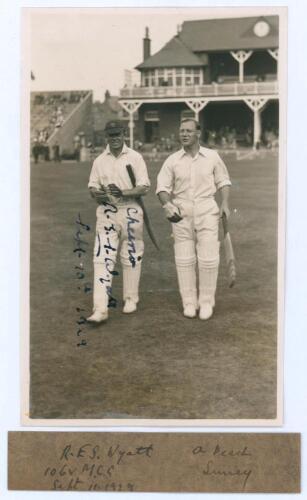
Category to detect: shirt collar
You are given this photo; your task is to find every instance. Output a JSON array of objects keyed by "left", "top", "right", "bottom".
[
  {"left": 198, "top": 146, "right": 208, "bottom": 157},
  {"left": 106, "top": 143, "right": 128, "bottom": 156},
  {"left": 179, "top": 145, "right": 207, "bottom": 158}
]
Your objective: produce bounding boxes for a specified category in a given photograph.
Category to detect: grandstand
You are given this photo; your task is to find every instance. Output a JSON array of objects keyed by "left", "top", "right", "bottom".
[{"left": 30, "top": 90, "right": 93, "bottom": 160}]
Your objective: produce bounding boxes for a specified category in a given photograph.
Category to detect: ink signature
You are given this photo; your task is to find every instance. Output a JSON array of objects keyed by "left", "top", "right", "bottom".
[
  {"left": 94, "top": 202, "right": 140, "bottom": 310},
  {"left": 73, "top": 213, "right": 91, "bottom": 346},
  {"left": 126, "top": 207, "right": 140, "bottom": 268},
  {"left": 96, "top": 202, "right": 119, "bottom": 308}
]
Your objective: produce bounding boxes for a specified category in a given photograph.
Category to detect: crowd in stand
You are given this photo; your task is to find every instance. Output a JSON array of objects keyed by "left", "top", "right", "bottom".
[
  {"left": 33, "top": 91, "right": 87, "bottom": 106},
  {"left": 32, "top": 104, "right": 66, "bottom": 138},
  {"left": 204, "top": 126, "right": 278, "bottom": 149},
  {"left": 134, "top": 134, "right": 180, "bottom": 155},
  {"left": 31, "top": 92, "right": 89, "bottom": 160},
  {"left": 262, "top": 129, "right": 279, "bottom": 149},
  {"left": 31, "top": 104, "right": 66, "bottom": 162},
  {"left": 206, "top": 126, "right": 251, "bottom": 148},
  {"left": 133, "top": 125, "right": 278, "bottom": 159}
]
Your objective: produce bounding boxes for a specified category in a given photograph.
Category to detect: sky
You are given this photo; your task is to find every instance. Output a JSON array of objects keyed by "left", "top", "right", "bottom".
[{"left": 29, "top": 7, "right": 277, "bottom": 101}]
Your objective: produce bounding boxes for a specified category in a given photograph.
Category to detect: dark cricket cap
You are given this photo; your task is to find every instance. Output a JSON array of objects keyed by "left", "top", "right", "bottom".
[{"left": 104, "top": 120, "right": 125, "bottom": 134}]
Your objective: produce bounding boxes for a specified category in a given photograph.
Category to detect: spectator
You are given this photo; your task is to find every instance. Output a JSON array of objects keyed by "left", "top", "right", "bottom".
[
  {"left": 245, "top": 128, "right": 252, "bottom": 146},
  {"left": 208, "top": 130, "right": 216, "bottom": 148},
  {"left": 52, "top": 142, "right": 61, "bottom": 162},
  {"left": 134, "top": 139, "right": 142, "bottom": 151},
  {"left": 87, "top": 142, "right": 96, "bottom": 161},
  {"left": 151, "top": 144, "right": 158, "bottom": 162},
  {"left": 32, "top": 138, "right": 40, "bottom": 164},
  {"left": 227, "top": 128, "right": 237, "bottom": 149},
  {"left": 55, "top": 117, "right": 64, "bottom": 128},
  {"left": 165, "top": 137, "right": 172, "bottom": 151},
  {"left": 44, "top": 143, "right": 50, "bottom": 161},
  {"left": 264, "top": 129, "right": 278, "bottom": 149},
  {"left": 73, "top": 134, "right": 81, "bottom": 161},
  {"left": 220, "top": 128, "right": 227, "bottom": 148}
]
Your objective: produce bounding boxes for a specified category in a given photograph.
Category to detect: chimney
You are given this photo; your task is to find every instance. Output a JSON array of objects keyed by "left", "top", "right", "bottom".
[{"left": 143, "top": 26, "right": 151, "bottom": 61}]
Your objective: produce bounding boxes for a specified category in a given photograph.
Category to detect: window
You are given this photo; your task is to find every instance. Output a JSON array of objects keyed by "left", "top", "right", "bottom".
[
  {"left": 149, "top": 70, "right": 155, "bottom": 87},
  {"left": 143, "top": 71, "right": 150, "bottom": 87},
  {"left": 144, "top": 110, "right": 159, "bottom": 122},
  {"left": 157, "top": 69, "right": 164, "bottom": 86},
  {"left": 167, "top": 69, "right": 174, "bottom": 87},
  {"left": 194, "top": 69, "right": 201, "bottom": 85},
  {"left": 181, "top": 109, "right": 195, "bottom": 120},
  {"left": 143, "top": 67, "right": 202, "bottom": 87},
  {"left": 183, "top": 68, "right": 202, "bottom": 86},
  {"left": 176, "top": 68, "right": 183, "bottom": 86},
  {"left": 185, "top": 68, "right": 192, "bottom": 86}
]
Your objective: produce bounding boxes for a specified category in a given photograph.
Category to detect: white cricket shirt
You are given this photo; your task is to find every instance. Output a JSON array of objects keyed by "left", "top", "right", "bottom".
[
  {"left": 156, "top": 146, "right": 231, "bottom": 201},
  {"left": 88, "top": 144, "right": 150, "bottom": 191}
]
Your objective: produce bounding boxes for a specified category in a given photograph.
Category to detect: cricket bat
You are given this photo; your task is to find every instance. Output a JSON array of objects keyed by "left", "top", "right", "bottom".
[
  {"left": 222, "top": 213, "right": 236, "bottom": 288},
  {"left": 126, "top": 164, "right": 160, "bottom": 251}
]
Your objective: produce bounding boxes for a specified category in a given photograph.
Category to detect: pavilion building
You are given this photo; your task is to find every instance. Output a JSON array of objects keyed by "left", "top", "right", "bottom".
[{"left": 119, "top": 16, "right": 279, "bottom": 147}]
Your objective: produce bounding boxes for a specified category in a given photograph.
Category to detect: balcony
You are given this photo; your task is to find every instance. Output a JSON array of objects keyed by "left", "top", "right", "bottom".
[{"left": 120, "top": 81, "right": 278, "bottom": 100}]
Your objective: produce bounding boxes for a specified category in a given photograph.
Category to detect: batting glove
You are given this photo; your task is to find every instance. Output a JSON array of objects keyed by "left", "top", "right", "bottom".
[
  {"left": 107, "top": 184, "right": 123, "bottom": 198},
  {"left": 90, "top": 187, "right": 109, "bottom": 204},
  {"left": 163, "top": 202, "right": 183, "bottom": 223}
]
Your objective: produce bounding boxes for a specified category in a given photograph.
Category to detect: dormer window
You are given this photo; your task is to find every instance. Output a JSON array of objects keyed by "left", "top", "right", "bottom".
[{"left": 141, "top": 68, "right": 203, "bottom": 88}]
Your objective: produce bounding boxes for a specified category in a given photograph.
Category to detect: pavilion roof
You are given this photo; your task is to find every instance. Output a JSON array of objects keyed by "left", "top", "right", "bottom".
[
  {"left": 136, "top": 16, "right": 279, "bottom": 70},
  {"left": 136, "top": 35, "right": 204, "bottom": 70},
  {"left": 179, "top": 16, "right": 279, "bottom": 52}
]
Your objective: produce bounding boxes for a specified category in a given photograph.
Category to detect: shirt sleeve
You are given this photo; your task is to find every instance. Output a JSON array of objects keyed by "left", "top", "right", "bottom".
[
  {"left": 88, "top": 158, "right": 102, "bottom": 189},
  {"left": 156, "top": 157, "right": 174, "bottom": 195},
  {"left": 213, "top": 152, "right": 232, "bottom": 190},
  {"left": 133, "top": 153, "right": 151, "bottom": 187}
]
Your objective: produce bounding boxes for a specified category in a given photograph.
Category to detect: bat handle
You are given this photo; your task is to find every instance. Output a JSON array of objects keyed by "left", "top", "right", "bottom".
[{"left": 126, "top": 164, "right": 136, "bottom": 187}]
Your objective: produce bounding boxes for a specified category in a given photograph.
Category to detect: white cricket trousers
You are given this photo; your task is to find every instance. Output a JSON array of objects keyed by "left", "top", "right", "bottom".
[
  {"left": 92, "top": 201, "right": 144, "bottom": 313},
  {"left": 171, "top": 197, "right": 220, "bottom": 309}
]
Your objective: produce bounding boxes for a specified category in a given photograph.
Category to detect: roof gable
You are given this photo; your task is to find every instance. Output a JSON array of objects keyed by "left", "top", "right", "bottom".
[
  {"left": 179, "top": 16, "right": 279, "bottom": 52},
  {"left": 136, "top": 36, "right": 204, "bottom": 70}
]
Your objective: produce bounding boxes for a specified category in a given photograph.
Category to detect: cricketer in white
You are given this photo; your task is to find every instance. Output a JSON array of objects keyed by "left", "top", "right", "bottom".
[
  {"left": 156, "top": 118, "right": 231, "bottom": 320},
  {"left": 87, "top": 121, "right": 150, "bottom": 323}
]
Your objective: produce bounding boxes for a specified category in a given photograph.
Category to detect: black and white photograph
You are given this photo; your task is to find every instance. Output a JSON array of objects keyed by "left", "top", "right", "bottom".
[{"left": 22, "top": 7, "right": 286, "bottom": 424}]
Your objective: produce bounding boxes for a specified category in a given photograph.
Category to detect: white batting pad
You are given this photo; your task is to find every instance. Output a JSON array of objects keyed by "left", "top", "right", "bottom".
[
  {"left": 174, "top": 240, "right": 197, "bottom": 308},
  {"left": 122, "top": 263, "right": 142, "bottom": 302},
  {"left": 92, "top": 262, "right": 110, "bottom": 313},
  {"left": 198, "top": 240, "right": 220, "bottom": 307}
]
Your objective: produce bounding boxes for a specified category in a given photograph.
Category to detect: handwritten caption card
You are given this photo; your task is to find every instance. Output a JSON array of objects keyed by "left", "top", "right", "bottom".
[{"left": 8, "top": 432, "right": 300, "bottom": 493}]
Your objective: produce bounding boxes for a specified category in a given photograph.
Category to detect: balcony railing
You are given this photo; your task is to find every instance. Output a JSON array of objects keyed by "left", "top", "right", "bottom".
[{"left": 120, "top": 81, "right": 278, "bottom": 99}]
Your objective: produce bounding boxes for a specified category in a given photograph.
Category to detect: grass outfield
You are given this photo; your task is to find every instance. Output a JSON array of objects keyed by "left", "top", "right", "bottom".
[{"left": 30, "top": 151, "right": 278, "bottom": 419}]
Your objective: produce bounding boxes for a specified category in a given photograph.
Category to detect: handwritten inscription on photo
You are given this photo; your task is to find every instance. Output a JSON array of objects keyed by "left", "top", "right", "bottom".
[
  {"left": 73, "top": 213, "right": 91, "bottom": 347},
  {"left": 8, "top": 432, "right": 300, "bottom": 493}
]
